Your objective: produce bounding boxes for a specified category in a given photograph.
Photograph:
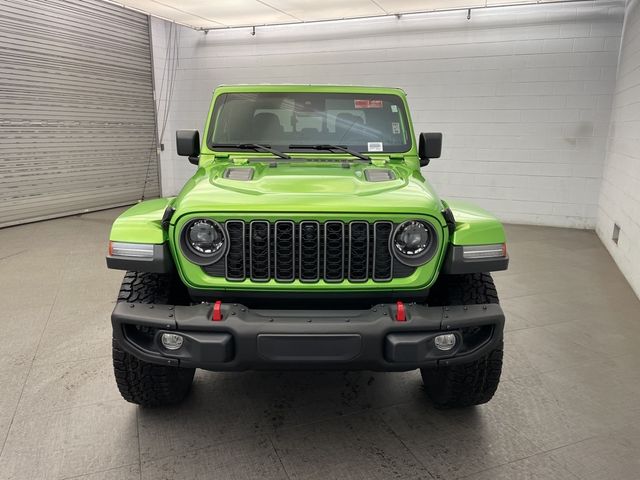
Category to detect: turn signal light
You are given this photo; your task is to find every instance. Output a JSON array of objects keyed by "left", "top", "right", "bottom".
[
  {"left": 109, "top": 241, "right": 154, "bottom": 258},
  {"left": 462, "top": 243, "right": 506, "bottom": 260}
]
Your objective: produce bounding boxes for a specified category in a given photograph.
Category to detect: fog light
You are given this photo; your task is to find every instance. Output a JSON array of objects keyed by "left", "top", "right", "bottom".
[
  {"left": 161, "top": 333, "right": 184, "bottom": 350},
  {"left": 434, "top": 333, "right": 456, "bottom": 351}
]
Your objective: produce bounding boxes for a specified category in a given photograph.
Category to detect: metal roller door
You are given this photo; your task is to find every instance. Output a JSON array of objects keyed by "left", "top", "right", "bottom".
[{"left": 0, "top": 0, "right": 159, "bottom": 228}]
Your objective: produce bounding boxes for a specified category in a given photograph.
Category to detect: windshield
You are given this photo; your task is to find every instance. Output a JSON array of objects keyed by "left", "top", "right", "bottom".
[{"left": 208, "top": 92, "right": 411, "bottom": 154}]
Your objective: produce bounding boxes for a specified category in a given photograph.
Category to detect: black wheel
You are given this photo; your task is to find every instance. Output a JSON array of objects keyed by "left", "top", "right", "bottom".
[
  {"left": 421, "top": 273, "right": 503, "bottom": 408},
  {"left": 112, "top": 271, "right": 195, "bottom": 407}
]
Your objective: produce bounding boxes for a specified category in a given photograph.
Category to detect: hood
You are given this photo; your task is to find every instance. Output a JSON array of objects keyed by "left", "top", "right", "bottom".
[{"left": 172, "top": 157, "right": 443, "bottom": 217}]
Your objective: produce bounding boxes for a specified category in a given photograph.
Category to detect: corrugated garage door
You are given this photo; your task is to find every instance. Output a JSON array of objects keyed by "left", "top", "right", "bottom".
[{"left": 0, "top": 0, "right": 159, "bottom": 228}]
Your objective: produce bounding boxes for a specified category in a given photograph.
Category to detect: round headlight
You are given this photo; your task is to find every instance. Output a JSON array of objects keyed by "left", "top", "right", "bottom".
[
  {"left": 392, "top": 220, "right": 438, "bottom": 266},
  {"left": 188, "top": 220, "right": 223, "bottom": 255},
  {"left": 181, "top": 219, "right": 226, "bottom": 265}
]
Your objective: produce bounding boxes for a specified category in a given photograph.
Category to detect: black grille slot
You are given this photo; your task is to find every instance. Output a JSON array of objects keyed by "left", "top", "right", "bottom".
[
  {"left": 299, "top": 221, "right": 320, "bottom": 282},
  {"left": 249, "top": 221, "right": 270, "bottom": 281},
  {"left": 348, "top": 221, "right": 369, "bottom": 281},
  {"left": 324, "top": 221, "right": 345, "bottom": 282},
  {"left": 373, "top": 221, "right": 393, "bottom": 281},
  {"left": 274, "top": 221, "right": 295, "bottom": 281},
  {"left": 225, "top": 221, "right": 245, "bottom": 280}
]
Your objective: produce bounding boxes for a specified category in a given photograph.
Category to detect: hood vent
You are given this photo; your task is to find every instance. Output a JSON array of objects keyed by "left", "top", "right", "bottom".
[
  {"left": 364, "top": 169, "right": 396, "bottom": 182},
  {"left": 223, "top": 168, "right": 254, "bottom": 181}
]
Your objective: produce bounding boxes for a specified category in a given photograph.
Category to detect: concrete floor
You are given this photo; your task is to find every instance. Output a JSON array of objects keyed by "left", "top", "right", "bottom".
[{"left": 0, "top": 208, "right": 639, "bottom": 480}]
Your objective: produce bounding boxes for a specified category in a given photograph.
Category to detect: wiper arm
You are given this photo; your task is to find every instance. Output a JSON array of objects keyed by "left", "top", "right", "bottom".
[
  {"left": 211, "top": 143, "right": 291, "bottom": 159},
  {"left": 289, "top": 144, "right": 371, "bottom": 162}
]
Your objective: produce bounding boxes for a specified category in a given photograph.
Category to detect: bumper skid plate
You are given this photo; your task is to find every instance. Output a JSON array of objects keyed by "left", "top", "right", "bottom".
[{"left": 112, "top": 301, "right": 504, "bottom": 371}]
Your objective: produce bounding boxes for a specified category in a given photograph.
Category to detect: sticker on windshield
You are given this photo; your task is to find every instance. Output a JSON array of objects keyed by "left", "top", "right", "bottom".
[
  {"left": 355, "top": 99, "right": 383, "bottom": 109},
  {"left": 390, "top": 105, "right": 398, "bottom": 112},
  {"left": 368, "top": 142, "right": 383, "bottom": 152},
  {"left": 392, "top": 122, "right": 401, "bottom": 134}
]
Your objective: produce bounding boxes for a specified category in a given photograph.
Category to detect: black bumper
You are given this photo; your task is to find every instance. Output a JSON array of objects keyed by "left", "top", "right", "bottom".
[{"left": 112, "top": 301, "right": 504, "bottom": 371}]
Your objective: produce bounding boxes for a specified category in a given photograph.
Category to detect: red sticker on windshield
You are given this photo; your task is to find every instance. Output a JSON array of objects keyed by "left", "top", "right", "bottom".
[{"left": 355, "top": 99, "right": 383, "bottom": 109}]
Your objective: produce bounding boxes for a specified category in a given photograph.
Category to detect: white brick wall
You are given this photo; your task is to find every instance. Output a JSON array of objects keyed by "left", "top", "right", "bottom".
[
  {"left": 150, "top": 18, "right": 177, "bottom": 192},
  {"left": 596, "top": 0, "right": 640, "bottom": 297},
  {"left": 151, "top": 1, "right": 624, "bottom": 228}
]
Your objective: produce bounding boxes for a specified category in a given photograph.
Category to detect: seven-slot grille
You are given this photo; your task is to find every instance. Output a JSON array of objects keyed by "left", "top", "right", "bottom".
[{"left": 218, "top": 220, "right": 396, "bottom": 283}]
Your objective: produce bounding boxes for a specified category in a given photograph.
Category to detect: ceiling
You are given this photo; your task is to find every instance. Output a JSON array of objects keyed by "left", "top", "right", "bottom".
[{"left": 111, "top": 0, "right": 583, "bottom": 30}]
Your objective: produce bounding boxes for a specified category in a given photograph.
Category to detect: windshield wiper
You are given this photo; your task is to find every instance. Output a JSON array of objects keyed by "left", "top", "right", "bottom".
[
  {"left": 211, "top": 143, "right": 291, "bottom": 159},
  {"left": 289, "top": 144, "right": 371, "bottom": 162}
]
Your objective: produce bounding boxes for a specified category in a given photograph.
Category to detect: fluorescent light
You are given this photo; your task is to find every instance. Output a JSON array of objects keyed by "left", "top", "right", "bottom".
[{"left": 107, "top": 0, "right": 592, "bottom": 30}]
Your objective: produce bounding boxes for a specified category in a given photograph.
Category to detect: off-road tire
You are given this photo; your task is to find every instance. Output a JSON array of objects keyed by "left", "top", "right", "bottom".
[
  {"left": 113, "top": 271, "right": 195, "bottom": 407},
  {"left": 117, "top": 270, "right": 189, "bottom": 305},
  {"left": 421, "top": 273, "right": 503, "bottom": 408},
  {"left": 427, "top": 272, "right": 499, "bottom": 307}
]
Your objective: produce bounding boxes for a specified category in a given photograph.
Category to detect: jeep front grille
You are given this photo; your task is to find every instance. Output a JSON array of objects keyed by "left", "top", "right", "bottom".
[{"left": 207, "top": 220, "right": 407, "bottom": 283}]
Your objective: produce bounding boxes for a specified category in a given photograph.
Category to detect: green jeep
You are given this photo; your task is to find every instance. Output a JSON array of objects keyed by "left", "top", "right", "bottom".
[{"left": 107, "top": 85, "right": 508, "bottom": 408}]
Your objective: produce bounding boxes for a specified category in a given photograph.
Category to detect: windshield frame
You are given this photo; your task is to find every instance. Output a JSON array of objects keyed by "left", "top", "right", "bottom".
[{"left": 206, "top": 91, "right": 413, "bottom": 155}]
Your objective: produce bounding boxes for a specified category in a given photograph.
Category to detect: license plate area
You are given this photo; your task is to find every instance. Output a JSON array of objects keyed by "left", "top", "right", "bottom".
[{"left": 257, "top": 334, "right": 362, "bottom": 362}]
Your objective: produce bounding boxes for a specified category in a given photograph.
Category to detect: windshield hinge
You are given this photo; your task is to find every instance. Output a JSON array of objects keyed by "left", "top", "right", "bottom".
[
  {"left": 371, "top": 158, "right": 388, "bottom": 167},
  {"left": 232, "top": 157, "right": 249, "bottom": 165}
]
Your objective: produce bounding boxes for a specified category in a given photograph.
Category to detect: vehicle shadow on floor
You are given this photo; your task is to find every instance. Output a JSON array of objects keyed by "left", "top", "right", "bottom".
[{"left": 134, "top": 369, "right": 496, "bottom": 466}]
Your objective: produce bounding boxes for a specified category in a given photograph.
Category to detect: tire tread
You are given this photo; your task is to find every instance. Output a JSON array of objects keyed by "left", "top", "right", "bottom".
[
  {"left": 422, "top": 272, "right": 503, "bottom": 408},
  {"left": 113, "top": 271, "right": 194, "bottom": 407}
]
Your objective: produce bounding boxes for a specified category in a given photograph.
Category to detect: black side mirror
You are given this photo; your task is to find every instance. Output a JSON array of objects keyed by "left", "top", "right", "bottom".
[
  {"left": 176, "top": 130, "right": 200, "bottom": 165},
  {"left": 419, "top": 132, "right": 442, "bottom": 167}
]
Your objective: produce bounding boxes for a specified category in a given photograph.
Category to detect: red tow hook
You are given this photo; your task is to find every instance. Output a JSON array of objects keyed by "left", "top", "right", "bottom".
[
  {"left": 395, "top": 301, "right": 406, "bottom": 322},
  {"left": 212, "top": 300, "right": 223, "bottom": 321}
]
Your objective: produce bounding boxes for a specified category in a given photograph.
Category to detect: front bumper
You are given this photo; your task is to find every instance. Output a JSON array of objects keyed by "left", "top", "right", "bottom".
[{"left": 112, "top": 301, "right": 504, "bottom": 371}]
